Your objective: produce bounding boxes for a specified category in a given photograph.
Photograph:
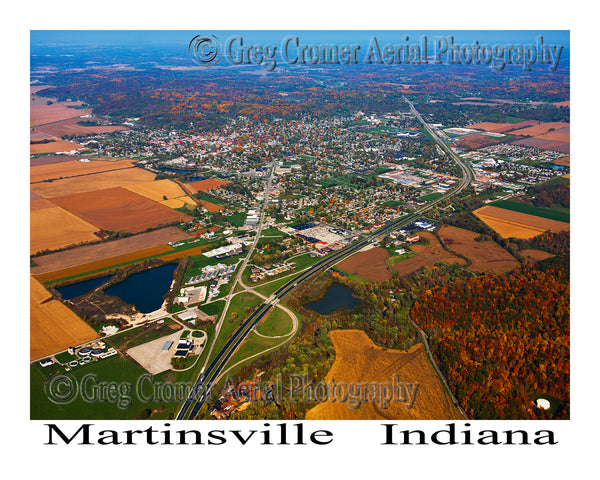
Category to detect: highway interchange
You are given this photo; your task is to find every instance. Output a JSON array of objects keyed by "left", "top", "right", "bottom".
[{"left": 176, "top": 97, "right": 474, "bottom": 419}]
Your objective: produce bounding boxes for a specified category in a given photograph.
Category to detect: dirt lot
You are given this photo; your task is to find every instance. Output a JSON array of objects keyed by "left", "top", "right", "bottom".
[
  {"left": 124, "top": 179, "right": 194, "bottom": 203},
  {"left": 31, "top": 206, "right": 100, "bottom": 255},
  {"left": 30, "top": 275, "right": 98, "bottom": 361},
  {"left": 30, "top": 167, "right": 156, "bottom": 198},
  {"left": 473, "top": 205, "right": 570, "bottom": 239},
  {"left": 305, "top": 330, "right": 463, "bottom": 420},
  {"left": 30, "top": 159, "right": 135, "bottom": 183},
  {"left": 337, "top": 247, "right": 391, "bottom": 282},
  {"left": 182, "top": 178, "right": 232, "bottom": 194},
  {"left": 519, "top": 249, "right": 555, "bottom": 263},
  {"left": 31, "top": 227, "right": 191, "bottom": 275},
  {"left": 409, "top": 232, "right": 467, "bottom": 265},
  {"left": 126, "top": 331, "right": 184, "bottom": 375},
  {"left": 393, "top": 256, "right": 437, "bottom": 276},
  {"left": 50, "top": 186, "right": 192, "bottom": 233},
  {"left": 438, "top": 225, "right": 518, "bottom": 274}
]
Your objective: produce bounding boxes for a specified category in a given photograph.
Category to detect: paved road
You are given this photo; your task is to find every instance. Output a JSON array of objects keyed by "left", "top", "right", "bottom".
[{"left": 176, "top": 97, "right": 474, "bottom": 419}]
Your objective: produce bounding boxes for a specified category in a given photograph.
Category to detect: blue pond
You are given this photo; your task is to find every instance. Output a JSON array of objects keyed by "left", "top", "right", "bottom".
[
  {"left": 56, "top": 274, "right": 112, "bottom": 300},
  {"left": 104, "top": 263, "right": 177, "bottom": 313},
  {"left": 304, "top": 283, "right": 363, "bottom": 315}
]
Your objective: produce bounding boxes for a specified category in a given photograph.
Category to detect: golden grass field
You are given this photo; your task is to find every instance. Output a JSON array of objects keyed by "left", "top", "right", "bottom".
[
  {"left": 473, "top": 205, "right": 570, "bottom": 239},
  {"left": 30, "top": 206, "right": 100, "bottom": 255},
  {"left": 123, "top": 179, "right": 194, "bottom": 203},
  {"left": 30, "top": 168, "right": 156, "bottom": 198},
  {"left": 30, "top": 276, "right": 98, "bottom": 361},
  {"left": 305, "top": 330, "right": 463, "bottom": 420},
  {"left": 30, "top": 159, "right": 135, "bottom": 183},
  {"left": 30, "top": 136, "right": 83, "bottom": 154}
]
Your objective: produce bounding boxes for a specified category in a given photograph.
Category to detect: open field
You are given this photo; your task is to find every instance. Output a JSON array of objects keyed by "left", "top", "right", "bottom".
[
  {"left": 30, "top": 159, "right": 135, "bottom": 183},
  {"left": 30, "top": 94, "right": 91, "bottom": 126},
  {"left": 160, "top": 196, "right": 198, "bottom": 209},
  {"left": 30, "top": 190, "right": 55, "bottom": 210},
  {"left": 198, "top": 200, "right": 223, "bottom": 212},
  {"left": 31, "top": 227, "right": 191, "bottom": 274},
  {"left": 35, "top": 117, "right": 127, "bottom": 137},
  {"left": 438, "top": 225, "right": 518, "bottom": 274},
  {"left": 469, "top": 120, "right": 540, "bottom": 133},
  {"left": 520, "top": 249, "right": 555, "bottom": 262},
  {"left": 123, "top": 179, "right": 192, "bottom": 203},
  {"left": 473, "top": 205, "right": 571, "bottom": 239},
  {"left": 182, "top": 178, "right": 232, "bottom": 194},
  {"left": 509, "top": 122, "right": 570, "bottom": 137},
  {"left": 30, "top": 167, "right": 156, "bottom": 198},
  {"left": 30, "top": 275, "right": 98, "bottom": 361},
  {"left": 30, "top": 136, "right": 82, "bottom": 154},
  {"left": 554, "top": 156, "right": 570, "bottom": 167},
  {"left": 336, "top": 247, "right": 391, "bottom": 282},
  {"left": 31, "top": 205, "right": 100, "bottom": 255},
  {"left": 491, "top": 200, "right": 569, "bottom": 223},
  {"left": 409, "top": 232, "right": 467, "bottom": 265},
  {"left": 49, "top": 186, "right": 191, "bottom": 233},
  {"left": 305, "top": 330, "right": 463, "bottom": 420},
  {"left": 393, "top": 256, "right": 437, "bottom": 276}
]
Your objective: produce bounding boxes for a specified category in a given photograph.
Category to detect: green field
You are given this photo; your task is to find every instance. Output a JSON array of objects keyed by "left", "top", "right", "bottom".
[
  {"left": 255, "top": 308, "right": 293, "bottom": 337},
  {"left": 492, "top": 200, "right": 570, "bottom": 223},
  {"left": 420, "top": 192, "right": 443, "bottom": 202}
]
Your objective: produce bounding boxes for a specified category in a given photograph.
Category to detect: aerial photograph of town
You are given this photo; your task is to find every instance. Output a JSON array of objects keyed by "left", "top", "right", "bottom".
[{"left": 29, "top": 29, "right": 571, "bottom": 423}]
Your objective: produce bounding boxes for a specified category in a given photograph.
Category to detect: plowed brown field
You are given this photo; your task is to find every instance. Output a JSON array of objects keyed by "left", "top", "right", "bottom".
[
  {"left": 393, "top": 256, "right": 437, "bottom": 276},
  {"left": 30, "top": 159, "right": 135, "bottom": 183},
  {"left": 473, "top": 205, "right": 570, "bottom": 239},
  {"left": 30, "top": 276, "right": 98, "bottom": 361},
  {"left": 409, "top": 231, "right": 467, "bottom": 265},
  {"left": 519, "top": 249, "right": 555, "bottom": 262},
  {"left": 31, "top": 227, "right": 191, "bottom": 275},
  {"left": 50, "top": 187, "right": 191, "bottom": 233},
  {"left": 438, "top": 225, "right": 518, "bottom": 274},
  {"left": 182, "top": 178, "right": 232, "bottom": 194},
  {"left": 337, "top": 247, "right": 391, "bottom": 282},
  {"left": 305, "top": 330, "right": 463, "bottom": 420}
]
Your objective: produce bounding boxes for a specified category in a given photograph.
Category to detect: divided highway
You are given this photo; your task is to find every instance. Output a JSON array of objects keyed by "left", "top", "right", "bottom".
[{"left": 176, "top": 98, "right": 473, "bottom": 419}]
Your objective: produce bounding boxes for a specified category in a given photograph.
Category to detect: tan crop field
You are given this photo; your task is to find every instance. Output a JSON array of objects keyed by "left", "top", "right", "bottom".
[
  {"left": 30, "top": 159, "right": 135, "bottom": 184},
  {"left": 409, "top": 231, "right": 467, "bottom": 265},
  {"left": 30, "top": 136, "right": 82, "bottom": 154},
  {"left": 473, "top": 205, "right": 570, "bottom": 239},
  {"left": 182, "top": 178, "right": 232, "bottom": 194},
  {"left": 124, "top": 179, "right": 196, "bottom": 205},
  {"left": 35, "top": 117, "right": 127, "bottom": 137},
  {"left": 520, "top": 249, "right": 555, "bottom": 263},
  {"left": 31, "top": 227, "right": 191, "bottom": 275},
  {"left": 30, "top": 168, "right": 156, "bottom": 198},
  {"left": 393, "top": 256, "right": 437, "bottom": 276},
  {"left": 30, "top": 94, "right": 91, "bottom": 126},
  {"left": 438, "top": 225, "right": 518, "bottom": 274},
  {"left": 50, "top": 187, "right": 191, "bottom": 233},
  {"left": 197, "top": 200, "right": 223, "bottom": 212},
  {"left": 30, "top": 276, "right": 98, "bottom": 361},
  {"left": 509, "top": 122, "right": 570, "bottom": 137},
  {"left": 336, "top": 247, "right": 391, "bottom": 282},
  {"left": 31, "top": 206, "right": 100, "bottom": 255},
  {"left": 305, "top": 330, "right": 463, "bottom": 420}
]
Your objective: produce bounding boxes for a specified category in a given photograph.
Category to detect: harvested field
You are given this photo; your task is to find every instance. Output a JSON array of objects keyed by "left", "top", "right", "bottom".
[
  {"left": 337, "top": 247, "right": 391, "bottom": 282},
  {"left": 536, "top": 129, "right": 570, "bottom": 143},
  {"left": 393, "top": 256, "right": 437, "bottom": 276},
  {"left": 31, "top": 94, "right": 91, "bottom": 126},
  {"left": 509, "top": 122, "right": 570, "bottom": 137},
  {"left": 30, "top": 159, "right": 135, "bottom": 184},
  {"left": 160, "top": 197, "right": 198, "bottom": 209},
  {"left": 30, "top": 190, "right": 54, "bottom": 210},
  {"left": 30, "top": 155, "right": 77, "bottom": 166},
  {"left": 123, "top": 179, "right": 192, "bottom": 203},
  {"left": 438, "top": 225, "right": 518, "bottom": 274},
  {"left": 469, "top": 120, "right": 540, "bottom": 133},
  {"left": 409, "top": 231, "right": 467, "bottom": 265},
  {"left": 30, "top": 168, "right": 156, "bottom": 198},
  {"left": 473, "top": 205, "right": 570, "bottom": 240},
  {"left": 31, "top": 206, "right": 100, "bottom": 255},
  {"left": 182, "top": 178, "right": 232, "bottom": 194},
  {"left": 30, "top": 275, "right": 98, "bottom": 361},
  {"left": 520, "top": 249, "right": 554, "bottom": 262},
  {"left": 30, "top": 136, "right": 82, "bottom": 154},
  {"left": 31, "top": 227, "right": 191, "bottom": 275},
  {"left": 35, "top": 117, "right": 127, "bottom": 137},
  {"left": 305, "top": 330, "right": 463, "bottom": 420},
  {"left": 49, "top": 187, "right": 191, "bottom": 233},
  {"left": 553, "top": 156, "right": 570, "bottom": 167},
  {"left": 198, "top": 200, "right": 223, "bottom": 212},
  {"left": 455, "top": 134, "right": 504, "bottom": 150}
]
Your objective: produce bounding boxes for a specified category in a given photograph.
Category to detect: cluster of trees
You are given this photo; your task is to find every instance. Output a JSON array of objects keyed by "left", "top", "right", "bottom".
[
  {"left": 531, "top": 181, "right": 570, "bottom": 208},
  {"left": 411, "top": 266, "right": 569, "bottom": 419}
]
